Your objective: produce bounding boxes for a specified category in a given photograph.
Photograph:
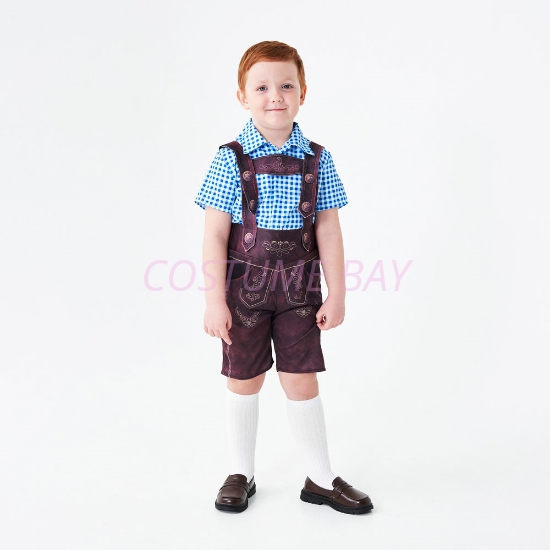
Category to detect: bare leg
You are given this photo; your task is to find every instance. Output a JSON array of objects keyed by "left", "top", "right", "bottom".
[
  {"left": 278, "top": 371, "right": 319, "bottom": 400},
  {"left": 227, "top": 371, "right": 267, "bottom": 394}
]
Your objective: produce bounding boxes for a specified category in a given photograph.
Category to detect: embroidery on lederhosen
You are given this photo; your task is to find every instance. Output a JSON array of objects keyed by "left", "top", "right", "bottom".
[
  {"left": 262, "top": 240, "right": 297, "bottom": 256},
  {"left": 249, "top": 269, "right": 267, "bottom": 289},
  {"left": 257, "top": 156, "right": 301, "bottom": 173},
  {"left": 225, "top": 343, "right": 232, "bottom": 377},
  {"left": 281, "top": 260, "right": 308, "bottom": 306},
  {"left": 289, "top": 264, "right": 305, "bottom": 301},
  {"left": 235, "top": 307, "right": 261, "bottom": 328},
  {"left": 295, "top": 306, "right": 312, "bottom": 317},
  {"left": 238, "top": 265, "right": 274, "bottom": 308}
]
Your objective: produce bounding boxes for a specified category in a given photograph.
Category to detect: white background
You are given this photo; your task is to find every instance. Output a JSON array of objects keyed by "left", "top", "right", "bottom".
[{"left": 1, "top": 1, "right": 549, "bottom": 548}]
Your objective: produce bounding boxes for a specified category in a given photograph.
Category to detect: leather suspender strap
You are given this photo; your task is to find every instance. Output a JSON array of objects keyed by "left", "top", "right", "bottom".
[
  {"left": 220, "top": 141, "right": 258, "bottom": 252},
  {"left": 298, "top": 141, "right": 324, "bottom": 252},
  {"left": 220, "top": 139, "right": 324, "bottom": 253}
]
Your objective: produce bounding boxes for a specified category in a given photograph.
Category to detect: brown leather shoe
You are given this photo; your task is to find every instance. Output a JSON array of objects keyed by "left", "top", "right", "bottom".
[
  {"left": 215, "top": 474, "right": 256, "bottom": 513},
  {"left": 300, "top": 476, "right": 373, "bottom": 515}
]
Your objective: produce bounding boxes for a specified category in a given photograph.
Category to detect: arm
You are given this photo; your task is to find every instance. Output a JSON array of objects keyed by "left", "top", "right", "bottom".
[
  {"left": 202, "top": 206, "right": 233, "bottom": 344},
  {"left": 314, "top": 207, "right": 346, "bottom": 330}
]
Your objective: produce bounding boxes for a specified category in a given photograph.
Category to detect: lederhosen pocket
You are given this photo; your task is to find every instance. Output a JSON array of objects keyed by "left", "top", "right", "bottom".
[
  {"left": 281, "top": 249, "right": 322, "bottom": 306},
  {"left": 228, "top": 250, "right": 274, "bottom": 308},
  {"left": 304, "top": 255, "right": 323, "bottom": 303}
]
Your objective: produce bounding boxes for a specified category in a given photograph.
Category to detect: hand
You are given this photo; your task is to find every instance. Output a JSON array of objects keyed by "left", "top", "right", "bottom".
[
  {"left": 315, "top": 295, "right": 345, "bottom": 331},
  {"left": 204, "top": 302, "right": 233, "bottom": 345}
]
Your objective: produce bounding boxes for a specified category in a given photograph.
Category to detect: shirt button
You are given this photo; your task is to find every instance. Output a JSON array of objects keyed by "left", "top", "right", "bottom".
[
  {"left": 305, "top": 173, "right": 315, "bottom": 183},
  {"left": 242, "top": 171, "right": 252, "bottom": 181}
]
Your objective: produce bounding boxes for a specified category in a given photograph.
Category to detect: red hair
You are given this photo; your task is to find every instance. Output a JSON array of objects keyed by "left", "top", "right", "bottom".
[{"left": 237, "top": 41, "right": 306, "bottom": 92}]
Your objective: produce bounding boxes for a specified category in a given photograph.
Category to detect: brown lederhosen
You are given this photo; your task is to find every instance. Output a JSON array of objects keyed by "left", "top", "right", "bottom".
[{"left": 220, "top": 140, "right": 326, "bottom": 380}]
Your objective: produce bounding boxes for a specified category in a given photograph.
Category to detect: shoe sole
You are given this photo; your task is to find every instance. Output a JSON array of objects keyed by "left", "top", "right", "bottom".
[
  {"left": 215, "top": 484, "right": 256, "bottom": 513},
  {"left": 300, "top": 489, "right": 374, "bottom": 515}
]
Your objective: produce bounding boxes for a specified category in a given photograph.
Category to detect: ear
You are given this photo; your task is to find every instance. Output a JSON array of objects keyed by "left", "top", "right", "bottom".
[
  {"left": 236, "top": 89, "right": 250, "bottom": 110},
  {"left": 299, "top": 85, "right": 307, "bottom": 106}
]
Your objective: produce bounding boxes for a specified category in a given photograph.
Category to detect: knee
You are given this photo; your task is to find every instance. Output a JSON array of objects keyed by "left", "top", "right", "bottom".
[
  {"left": 227, "top": 371, "right": 266, "bottom": 395},
  {"left": 278, "top": 372, "right": 319, "bottom": 400}
]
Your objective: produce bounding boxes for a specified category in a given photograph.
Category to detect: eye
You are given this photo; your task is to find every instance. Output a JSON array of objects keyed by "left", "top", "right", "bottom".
[
  {"left": 256, "top": 86, "right": 267, "bottom": 92},
  {"left": 282, "top": 84, "right": 294, "bottom": 89}
]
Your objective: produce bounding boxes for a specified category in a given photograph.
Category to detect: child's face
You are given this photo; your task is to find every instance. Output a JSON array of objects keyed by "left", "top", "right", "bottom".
[{"left": 237, "top": 60, "right": 306, "bottom": 138}]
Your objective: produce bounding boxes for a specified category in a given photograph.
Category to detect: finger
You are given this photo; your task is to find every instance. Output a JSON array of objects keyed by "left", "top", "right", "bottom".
[
  {"left": 318, "top": 319, "right": 335, "bottom": 331},
  {"left": 222, "top": 334, "right": 232, "bottom": 345},
  {"left": 220, "top": 328, "right": 232, "bottom": 346}
]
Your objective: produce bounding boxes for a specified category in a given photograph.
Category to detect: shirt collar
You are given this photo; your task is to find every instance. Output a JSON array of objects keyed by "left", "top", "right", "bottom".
[{"left": 237, "top": 118, "right": 315, "bottom": 156}]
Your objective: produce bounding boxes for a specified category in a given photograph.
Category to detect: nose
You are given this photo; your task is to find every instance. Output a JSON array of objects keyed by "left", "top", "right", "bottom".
[{"left": 270, "top": 89, "right": 283, "bottom": 102}]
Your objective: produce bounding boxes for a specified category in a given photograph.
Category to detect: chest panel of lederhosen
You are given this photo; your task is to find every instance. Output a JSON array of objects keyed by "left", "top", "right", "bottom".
[{"left": 219, "top": 141, "right": 324, "bottom": 253}]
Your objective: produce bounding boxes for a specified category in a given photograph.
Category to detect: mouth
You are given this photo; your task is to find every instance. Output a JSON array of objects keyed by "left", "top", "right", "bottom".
[{"left": 267, "top": 108, "right": 286, "bottom": 111}]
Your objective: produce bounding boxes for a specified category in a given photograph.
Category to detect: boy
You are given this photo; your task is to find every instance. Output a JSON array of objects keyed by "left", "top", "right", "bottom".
[{"left": 195, "top": 41, "right": 373, "bottom": 515}]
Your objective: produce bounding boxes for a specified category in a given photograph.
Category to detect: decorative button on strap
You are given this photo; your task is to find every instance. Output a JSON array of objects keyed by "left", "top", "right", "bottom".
[
  {"left": 242, "top": 171, "right": 252, "bottom": 181},
  {"left": 302, "top": 201, "right": 311, "bottom": 212},
  {"left": 244, "top": 232, "right": 253, "bottom": 244},
  {"left": 305, "top": 173, "right": 315, "bottom": 183}
]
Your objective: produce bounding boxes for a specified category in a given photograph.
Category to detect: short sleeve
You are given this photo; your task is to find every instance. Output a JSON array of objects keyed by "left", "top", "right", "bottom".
[
  {"left": 194, "top": 147, "right": 239, "bottom": 213},
  {"left": 315, "top": 148, "right": 348, "bottom": 211}
]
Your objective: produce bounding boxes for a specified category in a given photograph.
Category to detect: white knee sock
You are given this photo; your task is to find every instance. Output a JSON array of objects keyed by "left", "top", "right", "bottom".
[
  {"left": 286, "top": 394, "right": 336, "bottom": 490},
  {"left": 225, "top": 388, "right": 259, "bottom": 483}
]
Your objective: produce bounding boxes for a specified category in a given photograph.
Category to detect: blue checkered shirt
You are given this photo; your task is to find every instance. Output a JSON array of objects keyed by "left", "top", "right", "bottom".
[{"left": 194, "top": 119, "right": 348, "bottom": 230}]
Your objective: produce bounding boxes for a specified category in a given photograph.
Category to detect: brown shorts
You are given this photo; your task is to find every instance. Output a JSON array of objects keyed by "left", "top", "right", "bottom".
[{"left": 221, "top": 226, "right": 326, "bottom": 380}]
